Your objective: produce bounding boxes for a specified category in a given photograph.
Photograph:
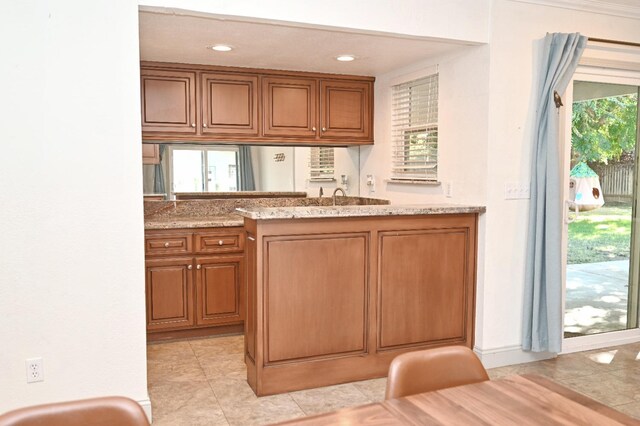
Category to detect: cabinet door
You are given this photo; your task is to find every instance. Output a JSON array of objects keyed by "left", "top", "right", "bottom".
[
  {"left": 265, "top": 233, "right": 368, "bottom": 363},
  {"left": 378, "top": 228, "right": 469, "bottom": 349},
  {"left": 145, "top": 257, "right": 194, "bottom": 331},
  {"left": 195, "top": 255, "right": 244, "bottom": 326},
  {"left": 201, "top": 73, "right": 259, "bottom": 135},
  {"left": 142, "top": 143, "right": 160, "bottom": 165},
  {"left": 320, "top": 80, "right": 371, "bottom": 140},
  {"left": 141, "top": 69, "right": 197, "bottom": 134},
  {"left": 262, "top": 77, "right": 317, "bottom": 138}
]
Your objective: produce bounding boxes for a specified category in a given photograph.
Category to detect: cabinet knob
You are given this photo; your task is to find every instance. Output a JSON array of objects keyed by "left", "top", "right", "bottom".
[
  {"left": 218, "top": 240, "right": 224, "bottom": 246},
  {"left": 191, "top": 123, "right": 196, "bottom": 127},
  {"left": 196, "top": 264, "right": 201, "bottom": 270},
  {"left": 322, "top": 127, "right": 326, "bottom": 132},
  {"left": 164, "top": 242, "right": 170, "bottom": 248},
  {"left": 203, "top": 123, "right": 208, "bottom": 128},
  {"left": 187, "top": 264, "right": 193, "bottom": 270},
  {"left": 312, "top": 126, "right": 317, "bottom": 131}
]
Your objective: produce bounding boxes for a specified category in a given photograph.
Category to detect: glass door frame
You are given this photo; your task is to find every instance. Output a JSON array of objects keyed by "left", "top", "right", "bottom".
[{"left": 560, "top": 67, "right": 640, "bottom": 354}]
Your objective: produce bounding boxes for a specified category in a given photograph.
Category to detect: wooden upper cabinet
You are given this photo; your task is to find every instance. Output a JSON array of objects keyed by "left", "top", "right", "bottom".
[
  {"left": 140, "top": 62, "right": 374, "bottom": 145},
  {"left": 141, "top": 69, "right": 197, "bottom": 134},
  {"left": 262, "top": 77, "right": 317, "bottom": 138},
  {"left": 320, "top": 80, "right": 371, "bottom": 140},
  {"left": 142, "top": 143, "right": 160, "bottom": 165},
  {"left": 201, "top": 73, "right": 259, "bottom": 135}
]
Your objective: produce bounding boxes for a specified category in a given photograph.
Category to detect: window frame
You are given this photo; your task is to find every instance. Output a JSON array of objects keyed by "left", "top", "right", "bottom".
[
  {"left": 390, "top": 73, "right": 439, "bottom": 183},
  {"left": 308, "top": 146, "right": 336, "bottom": 182}
]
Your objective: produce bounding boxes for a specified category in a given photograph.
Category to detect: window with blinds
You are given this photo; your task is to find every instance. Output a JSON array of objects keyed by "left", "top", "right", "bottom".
[
  {"left": 309, "top": 147, "right": 335, "bottom": 181},
  {"left": 391, "top": 74, "right": 439, "bottom": 182}
]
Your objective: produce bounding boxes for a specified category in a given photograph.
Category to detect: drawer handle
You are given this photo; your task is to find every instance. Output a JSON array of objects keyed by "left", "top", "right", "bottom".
[
  {"left": 164, "top": 242, "right": 170, "bottom": 248},
  {"left": 187, "top": 265, "right": 193, "bottom": 270},
  {"left": 218, "top": 240, "right": 224, "bottom": 246},
  {"left": 247, "top": 236, "right": 256, "bottom": 241},
  {"left": 191, "top": 123, "right": 196, "bottom": 128},
  {"left": 196, "top": 264, "right": 201, "bottom": 270},
  {"left": 312, "top": 126, "right": 317, "bottom": 131}
]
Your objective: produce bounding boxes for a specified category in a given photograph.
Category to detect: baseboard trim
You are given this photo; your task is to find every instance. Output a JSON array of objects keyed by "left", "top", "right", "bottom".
[
  {"left": 138, "top": 398, "right": 152, "bottom": 423},
  {"left": 474, "top": 345, "right": 556, "bottom": 369}
]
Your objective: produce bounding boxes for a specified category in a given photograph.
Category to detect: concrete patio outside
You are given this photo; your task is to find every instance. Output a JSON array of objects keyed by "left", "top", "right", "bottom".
[{"left": 565, "top": 259, "right": 630, "bottom": 336}]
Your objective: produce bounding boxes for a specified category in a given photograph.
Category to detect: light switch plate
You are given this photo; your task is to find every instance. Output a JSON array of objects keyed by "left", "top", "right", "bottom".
[
  {"left": 444, "top": 182, "right": 453, "bottom": 198},
  {"left": 505, "top": 182, "right": 530, "bottom": 200}
]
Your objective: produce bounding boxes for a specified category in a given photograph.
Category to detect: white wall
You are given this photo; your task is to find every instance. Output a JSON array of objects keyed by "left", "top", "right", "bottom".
[
  {"left": 360, "top": 46, "right": 490, "bottom": 205},
  {"left": 0, "top": 0, "right": 149, "bottom": 414},
  {"left": 139, "top": 0, "right": 490, "bottom": 44},
  {"left": 477, "top": 0, "right": 640, "bottom": 365},
  {"left": 253, "top": 146, "right": 295, "bottom": 191}
]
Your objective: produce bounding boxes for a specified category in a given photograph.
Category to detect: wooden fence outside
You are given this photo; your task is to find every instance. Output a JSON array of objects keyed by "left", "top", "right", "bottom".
[{"left": 596, "top": 163, "right": 635, "bottom": 199}]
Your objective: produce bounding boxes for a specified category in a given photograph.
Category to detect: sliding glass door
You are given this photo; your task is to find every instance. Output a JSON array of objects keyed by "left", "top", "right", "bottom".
[{"left": 562, "top": 72, "right": 640, "bottom": 351}]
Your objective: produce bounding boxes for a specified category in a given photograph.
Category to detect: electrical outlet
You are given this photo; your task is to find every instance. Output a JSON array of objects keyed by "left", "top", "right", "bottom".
[
  {"left": 26, "top": 358, "right": 43, "bottom": 383},
  {"left": 366, "top": 174, "right": 375, "bottom": 192}
]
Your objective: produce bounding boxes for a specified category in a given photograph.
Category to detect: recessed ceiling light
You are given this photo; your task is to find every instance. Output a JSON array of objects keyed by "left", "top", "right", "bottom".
[
  {"left": 208, "top": 44, "right": 233, "bottom": 52},
  {"left": 335, "top": 55, "right": 356, "bottom": 62}
]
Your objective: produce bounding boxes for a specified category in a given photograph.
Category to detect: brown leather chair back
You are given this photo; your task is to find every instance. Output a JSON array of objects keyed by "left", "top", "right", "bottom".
[
  {"left": 385, "top": 346, "right": 489, "bottom": 399},
  {"left": 0, "top": 396, "right": 150, "bottom": 426}
]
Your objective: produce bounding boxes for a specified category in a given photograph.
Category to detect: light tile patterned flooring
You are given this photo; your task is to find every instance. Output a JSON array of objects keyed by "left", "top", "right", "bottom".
[{"left": 148, "top": 335, "right": 640, "bottom": 425}]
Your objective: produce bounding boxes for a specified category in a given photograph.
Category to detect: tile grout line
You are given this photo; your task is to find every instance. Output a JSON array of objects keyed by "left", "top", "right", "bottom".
[{"left": 189, "top": 339, "right": 232, "bottom": 426}]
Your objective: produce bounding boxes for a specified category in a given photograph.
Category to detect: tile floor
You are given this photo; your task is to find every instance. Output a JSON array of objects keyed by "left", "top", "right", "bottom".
[{"left": 147, "top": 335, "right": 640, "bottom": 425}]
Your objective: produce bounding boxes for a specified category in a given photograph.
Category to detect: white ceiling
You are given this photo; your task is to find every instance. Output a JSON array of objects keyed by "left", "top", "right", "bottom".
[{"left": 138, "top": 10, "right": 476, "bottom": 76}]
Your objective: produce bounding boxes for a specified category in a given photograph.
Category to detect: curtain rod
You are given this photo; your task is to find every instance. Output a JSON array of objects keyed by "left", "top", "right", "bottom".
[{"left": 588, "top": 37, "right": 640, "bottom": 48}]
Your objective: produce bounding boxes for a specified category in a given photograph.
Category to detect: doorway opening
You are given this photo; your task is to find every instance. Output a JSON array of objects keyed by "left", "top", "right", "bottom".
[{"left": 563, "top": 78, "right": 640, "bottom": 344}]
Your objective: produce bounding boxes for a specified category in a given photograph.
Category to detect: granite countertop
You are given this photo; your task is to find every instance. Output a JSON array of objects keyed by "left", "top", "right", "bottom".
[
  {"left": 144, "top": 214, "right": 244, "bottom": 230},
  {"left": 236, "top": 204, "right": 486, "bottom": 220},
  {"left": 143, "top": 196, "right": 392, "bottom": 229}
]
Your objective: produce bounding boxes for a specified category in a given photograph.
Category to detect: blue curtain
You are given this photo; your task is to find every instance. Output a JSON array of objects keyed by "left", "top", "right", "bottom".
[
  {"left": 153, "top": 145, "right": 165, "bottom": 194},
  {"left": 523, "top": 33, "right": 587, "bottom": 353},
  {"left": 238, "top": 146, "right": 255, "bottom": 191}
]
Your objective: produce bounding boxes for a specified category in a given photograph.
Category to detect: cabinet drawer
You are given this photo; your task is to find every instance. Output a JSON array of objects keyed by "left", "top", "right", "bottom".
[
  {"left": 194, "top": 230, "right": 244, "bottom": 254},
  {"left": 145, "top": 232, "right": 193, "bottom": 256}
]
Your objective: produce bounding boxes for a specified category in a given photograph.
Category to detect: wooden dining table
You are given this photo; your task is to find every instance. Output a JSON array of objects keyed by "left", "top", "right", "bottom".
[{"left": 273, "top": 374, "right": 640, "bottom": 425}]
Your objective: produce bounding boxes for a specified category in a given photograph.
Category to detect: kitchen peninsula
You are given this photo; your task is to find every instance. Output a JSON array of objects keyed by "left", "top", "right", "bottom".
[
  {"left": 237, "top": 204, "right": 485, "bottom": 396},
  {"left": 143, "top": 196, "right": 389, "bottom": 341}
]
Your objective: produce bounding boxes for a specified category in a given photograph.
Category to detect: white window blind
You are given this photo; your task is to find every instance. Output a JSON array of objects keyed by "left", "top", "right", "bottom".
[
  {"left": 391, "top": 74, "right": 438, "bottom": 182},
  {"left": 309, "top": 147, "right": 335, "bottom": 181}
]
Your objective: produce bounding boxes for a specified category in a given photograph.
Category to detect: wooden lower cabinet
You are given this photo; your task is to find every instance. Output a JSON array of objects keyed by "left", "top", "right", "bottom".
[
  {"left": 245, "top": 214, "right": 478, "bottom": 396},
  {"left": 145, "top": 257, "right": 194, "bottom": 331},
  {"left": 265, "top": 233, "right": 368, "bottom": 363},
  {"left": 195, "top": 255, "right": 244, "bottom": 326},
  {"left": 144, "top": 228, "right": 245, "bottom": 339},
  {"left": 378, "top": 229, "right": 468, "bottom": 349}
]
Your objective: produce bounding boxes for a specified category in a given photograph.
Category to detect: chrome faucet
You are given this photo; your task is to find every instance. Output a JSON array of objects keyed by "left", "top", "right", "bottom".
[{"left": 332, "top": 187, "right": 346, "bottom": 205}]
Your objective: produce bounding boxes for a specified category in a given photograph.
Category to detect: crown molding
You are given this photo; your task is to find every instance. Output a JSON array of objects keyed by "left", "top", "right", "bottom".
[{"left": 507, "top": 0, "right": 640, "bottom": 20}]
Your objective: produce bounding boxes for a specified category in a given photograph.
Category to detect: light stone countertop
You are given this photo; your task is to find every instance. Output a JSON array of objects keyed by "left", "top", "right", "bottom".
[
  {"left": 236, "top": 204, "right": 486, "bottom": 220},
  {"left": 144, "top": 215, "right": 244, "bottom": 230}
]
